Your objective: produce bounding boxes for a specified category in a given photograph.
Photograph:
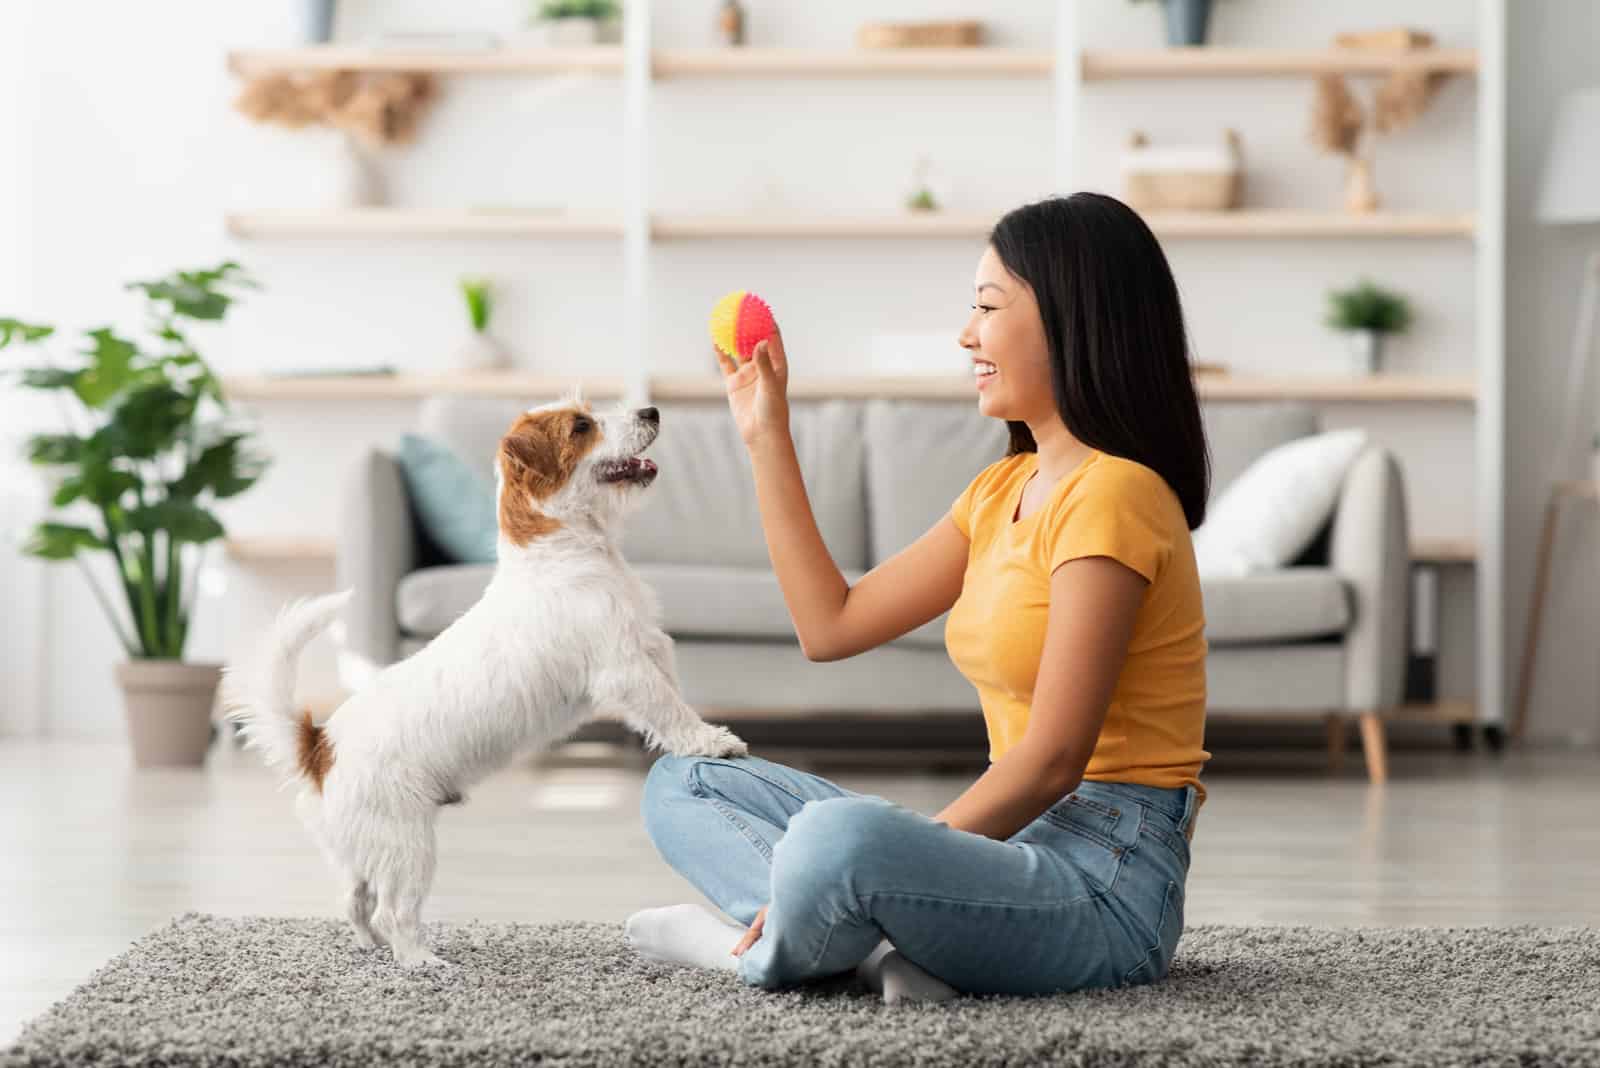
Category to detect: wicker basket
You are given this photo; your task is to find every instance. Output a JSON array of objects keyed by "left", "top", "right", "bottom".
[
  {"left": 856, "top": 21, "right": 984, "bottom": 49},
  {"left": 1121, "top": 129, "right": 1243, "bottom": 213}
]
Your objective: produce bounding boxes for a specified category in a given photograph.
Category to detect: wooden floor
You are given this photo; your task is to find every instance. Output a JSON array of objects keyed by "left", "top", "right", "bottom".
[{"left": 2, "top": 738, "right": 1597, "bottom": 1045}]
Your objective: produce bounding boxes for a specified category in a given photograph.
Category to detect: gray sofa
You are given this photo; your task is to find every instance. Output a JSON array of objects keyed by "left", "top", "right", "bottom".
[{"left": 338, "top": 396, "right": 1408, "bottom": 783}]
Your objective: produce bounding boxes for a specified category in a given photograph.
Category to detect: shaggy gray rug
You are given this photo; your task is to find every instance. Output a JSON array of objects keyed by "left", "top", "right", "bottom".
[{"left": 4, "top": 913, "right": 1598, "bottom": 1067}]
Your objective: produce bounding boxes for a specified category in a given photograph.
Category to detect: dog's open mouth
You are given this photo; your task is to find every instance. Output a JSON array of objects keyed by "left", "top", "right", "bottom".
[{"left": 596, "top": 456, "right": 658, "bottom": 486}]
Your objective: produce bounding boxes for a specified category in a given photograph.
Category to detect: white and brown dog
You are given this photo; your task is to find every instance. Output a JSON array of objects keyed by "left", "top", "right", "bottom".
[{"left": 223, "top": 396, "right": 747, "bottom": 967}]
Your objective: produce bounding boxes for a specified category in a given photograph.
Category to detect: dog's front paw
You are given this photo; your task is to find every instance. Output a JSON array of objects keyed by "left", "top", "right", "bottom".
[{"left": 672, "top": 725, "right": 748, "bottom": 759}]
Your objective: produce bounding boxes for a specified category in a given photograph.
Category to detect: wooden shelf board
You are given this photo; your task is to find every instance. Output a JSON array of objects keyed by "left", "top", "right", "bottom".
[
  {"left": 224, "top": 371, "right": 627, "bottom": 401},
  {"left": 228, "top": 46, "right": 1474, "bottom": 82},
  {"left": 1082, "top": 47, "right": 1479, "bottom": 80},
  {"left": 653, "top": 48, "right": 1053, "bottom": 78},
  {"left": 228, "top": 46, "right": 625, "bottom": 76},
  {"left": 651, "top": 213, "right": 998, "bottom": 240},
  {"left": 224, "top": 210, "right": 1474, "bottom": 241},
  {"left": 1145, "top": 211, "right": 1476, "bottom": 239},
  {"left": 227, "top": 209, "right": 623, "bottom": 239},
  {"left": 222, "top": 371, "right": 1474, "bottom": 404}
]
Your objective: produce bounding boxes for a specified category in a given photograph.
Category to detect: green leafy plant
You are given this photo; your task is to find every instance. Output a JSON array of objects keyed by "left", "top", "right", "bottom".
[
  {"left": 0, "top": 263, "right": 267, "bottom": 659},
  {"left": 1326, "top": 279, "right": 1412, "bottom": 334},
  {"left": 460, "top": 277, "right": 492, "bottom": 334},
  {"left": 535, "top": 0, "right": 620, "bottom": 20}
]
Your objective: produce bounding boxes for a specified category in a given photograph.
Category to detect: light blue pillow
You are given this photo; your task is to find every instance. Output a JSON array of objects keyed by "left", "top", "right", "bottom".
[{"left": 396, "top": 433, "right": 498, "bottom": 564}]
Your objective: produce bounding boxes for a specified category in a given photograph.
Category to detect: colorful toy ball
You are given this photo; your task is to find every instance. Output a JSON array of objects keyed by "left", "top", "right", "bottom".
[{"left": 709, "top": 290, "right": 777, "bottom": 364}]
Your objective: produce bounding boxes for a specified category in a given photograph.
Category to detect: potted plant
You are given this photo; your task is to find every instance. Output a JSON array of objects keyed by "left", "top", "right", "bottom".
[
  {"left": 528, "top": 0, "right": 623, "bottom": 46},
  {"left": 1129, "top": 0, "right": 1223, "bottom": 47},
  {"left": 456, "top": 276, "right": 511, "bottom": 371},
  {"left": 0, "top": 263, "right": 267, "bottom": 767},
  {"left": 1326, "top": 279, "right": 1411, "bottom": 376}
]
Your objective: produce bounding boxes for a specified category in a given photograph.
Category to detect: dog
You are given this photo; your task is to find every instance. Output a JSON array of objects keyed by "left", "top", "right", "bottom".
[{"left": 223, "top": 395, "right": 748, "bottom": 967}]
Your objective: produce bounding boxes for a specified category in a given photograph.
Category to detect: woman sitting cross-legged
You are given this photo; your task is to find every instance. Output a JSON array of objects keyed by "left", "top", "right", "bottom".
[{"left": 625, "top": 192, "right": 1211, "bottom": 1003}]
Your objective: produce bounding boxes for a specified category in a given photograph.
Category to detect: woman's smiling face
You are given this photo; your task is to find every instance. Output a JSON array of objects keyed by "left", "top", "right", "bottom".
[{"left": 958, "top": 245, "right": 1053, "bottom": 423}]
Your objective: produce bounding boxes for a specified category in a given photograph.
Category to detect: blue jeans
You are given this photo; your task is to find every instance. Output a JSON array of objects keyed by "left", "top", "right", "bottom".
[{"left": 640, "top": 754, "right": 1197, "bottom": 996}]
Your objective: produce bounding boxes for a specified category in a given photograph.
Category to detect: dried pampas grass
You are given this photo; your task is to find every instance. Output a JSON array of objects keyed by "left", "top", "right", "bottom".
[
  {"left": 1310, "top": 74, "right": 1364, "bottom": 157},
  {"left": 234, "top": 71, "right": 437, "bottom": 148}
]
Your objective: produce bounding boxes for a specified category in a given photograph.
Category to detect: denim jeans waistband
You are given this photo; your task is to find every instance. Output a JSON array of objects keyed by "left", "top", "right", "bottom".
[{"left": 1071, "top": 779, "right": 1195, "bottom": 828}]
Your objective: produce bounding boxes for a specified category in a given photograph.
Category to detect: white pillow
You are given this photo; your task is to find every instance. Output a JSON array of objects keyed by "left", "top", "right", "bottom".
[{"left": 1194, "top": 428, "right": 1369, "bottom": 577}]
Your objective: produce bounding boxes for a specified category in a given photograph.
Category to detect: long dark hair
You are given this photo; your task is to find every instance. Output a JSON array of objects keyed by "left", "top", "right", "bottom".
[{"left": 989, "top": 193, "right": 1211, "bottom": 530}]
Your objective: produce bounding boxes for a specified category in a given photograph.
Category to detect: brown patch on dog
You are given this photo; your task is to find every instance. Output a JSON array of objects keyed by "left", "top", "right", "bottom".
[
  {"left": 497, "top": 405, "right": 601, "bottom": 546},
  {"left": 296, "top": 709, "right": 335, "bottom": 793}
]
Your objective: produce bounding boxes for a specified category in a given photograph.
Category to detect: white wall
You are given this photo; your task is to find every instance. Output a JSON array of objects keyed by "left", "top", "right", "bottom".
[{"left": 0, "top": 0, "right": 1590, "bottom": 744}]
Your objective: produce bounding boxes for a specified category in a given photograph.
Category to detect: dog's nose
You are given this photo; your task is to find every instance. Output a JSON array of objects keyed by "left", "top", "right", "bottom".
[{"left": 637, "top": 406, "right": 659, "bottom": 424}]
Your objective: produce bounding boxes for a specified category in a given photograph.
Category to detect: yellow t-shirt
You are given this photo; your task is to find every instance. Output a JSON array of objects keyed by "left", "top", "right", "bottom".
[{"left": 944, "top": 449, "right": 1210, "bottom": 815}]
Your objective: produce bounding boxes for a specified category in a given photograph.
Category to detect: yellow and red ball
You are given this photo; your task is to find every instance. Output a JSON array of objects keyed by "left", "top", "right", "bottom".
[{"left": 709, "top": 290, "right": 777, "bottom": 364}]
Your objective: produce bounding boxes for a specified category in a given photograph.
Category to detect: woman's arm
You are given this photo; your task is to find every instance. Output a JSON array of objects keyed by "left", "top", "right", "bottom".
[
  {"left": 933, "top": 555, "right": 1147, "bottom": 841},
  {"left": 725, "top": 333, "right": 968, "bottom": 662}
]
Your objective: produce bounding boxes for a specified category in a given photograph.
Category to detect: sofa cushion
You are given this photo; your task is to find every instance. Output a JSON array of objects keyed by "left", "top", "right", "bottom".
[
  {"left": 633, "top": 563, "right": 867, "bottom": 641},
  {"left": 414, "top": 396, "right": 870, "bottom": 572},
  {"left": 1202, "top": 401, "right": 1320, "bottom": 497},
  {"left": 395, "top": 562, "right": 888, "bottom": 643},
  {"left": 621, "top": 402, "right": 869, "bottom": 570},
  {"left": 863, "top": 400, "right": 1011, "bottom": 566},
  {"left": 1201, "top": 568, "right": 1351, "bottom": 645},
  {"left": 396, "top": 564, "right": 494, "bottom": 636},
  {"left": 396, "top": 433, "right": 498, "bottom": 564}
]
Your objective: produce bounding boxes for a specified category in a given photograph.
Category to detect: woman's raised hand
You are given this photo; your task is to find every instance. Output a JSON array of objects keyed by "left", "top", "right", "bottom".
[{"left": 716, "top": 329, "right": 790, "bottom": 448}]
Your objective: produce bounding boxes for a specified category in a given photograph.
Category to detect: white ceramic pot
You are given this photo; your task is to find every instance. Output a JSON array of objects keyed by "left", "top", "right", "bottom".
[
  {"left": 115, "top": 660, "right": 222, "bottom": 768},
  {"left": 456, "top": 332, "right": 511, "bottom": 371},
  {"left": 1347, "top": 329, "right": 1382, "bottom": 376}
]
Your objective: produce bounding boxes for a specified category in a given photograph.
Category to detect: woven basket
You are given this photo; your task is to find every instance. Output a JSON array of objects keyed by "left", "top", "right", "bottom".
[
  {"left": 1122, "top": 129, "right": 1243, "bottom": 213},
  {"left": 856, "top": 21, "right": 984, "bottom": 49}
]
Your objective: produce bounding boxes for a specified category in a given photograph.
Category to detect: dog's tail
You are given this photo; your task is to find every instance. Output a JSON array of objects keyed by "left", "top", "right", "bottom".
[{"left": 222, "top": 590, "right": 353, "bottom": 788}]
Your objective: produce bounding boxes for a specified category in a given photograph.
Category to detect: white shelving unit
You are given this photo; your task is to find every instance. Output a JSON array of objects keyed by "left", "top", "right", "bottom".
[{"left": 223, "top": 0, "right": 1507, "bottom": 725}]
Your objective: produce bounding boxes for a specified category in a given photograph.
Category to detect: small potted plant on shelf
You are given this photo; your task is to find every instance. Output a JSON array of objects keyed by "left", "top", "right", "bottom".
[
  {"left": 1129, "top": 0, "right": 1225, "bottom": 47},
  {"left": 0, "top": 264, "right": 267, "bottom": 767},
  {"left": 457, "top": 276, "right": 511, "bottom": 372},
  {"left": 528, "top": 0, "right": 623, "bottom": 46},
  {"left": 1326, "top": 278, "right": 1411, "bottom": 376}
]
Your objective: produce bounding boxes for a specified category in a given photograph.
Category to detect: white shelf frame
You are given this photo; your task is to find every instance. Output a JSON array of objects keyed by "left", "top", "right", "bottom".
[{"left": 223, "top": 1, "right": 1507, "bottom": 725}]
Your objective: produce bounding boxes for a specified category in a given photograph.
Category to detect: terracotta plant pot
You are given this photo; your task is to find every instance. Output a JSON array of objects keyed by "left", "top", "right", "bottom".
[{"left": 115, "top": 660, "right": 222, "bottom": 768}]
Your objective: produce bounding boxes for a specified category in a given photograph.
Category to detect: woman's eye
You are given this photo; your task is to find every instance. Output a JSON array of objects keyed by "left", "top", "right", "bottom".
[{"left": 971, "top": 304, "right": 996, "bottom": 313}]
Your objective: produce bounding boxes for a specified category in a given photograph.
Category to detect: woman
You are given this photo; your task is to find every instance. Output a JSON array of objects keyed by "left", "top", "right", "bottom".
[{"left": 625, "top": 193, "right": 1212, "bottom": 1002}]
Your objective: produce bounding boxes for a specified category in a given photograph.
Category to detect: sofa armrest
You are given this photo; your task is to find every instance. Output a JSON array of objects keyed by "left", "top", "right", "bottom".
[
  {"left": 336, "top": 448, "right": 418, "bottom": 680},
  {"left": 1328, "top": 446, "right": 1410, "bottom": 713}
]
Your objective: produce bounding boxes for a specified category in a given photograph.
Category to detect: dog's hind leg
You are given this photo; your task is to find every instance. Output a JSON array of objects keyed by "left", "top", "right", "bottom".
[
  {"left": 370, "top": 814, "right": 446, "bottom": 968},
  {"left": 343, "top": 874, "right": 383, "bottom": 949}
]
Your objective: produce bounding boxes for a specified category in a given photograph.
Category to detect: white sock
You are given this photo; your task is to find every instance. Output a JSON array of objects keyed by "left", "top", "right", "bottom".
[
  {"left": 856, "top": 938, "right": 958, "bottom": 1004},
  {"left": 625, "top": 904, "right": 744, "bottom": 973}
]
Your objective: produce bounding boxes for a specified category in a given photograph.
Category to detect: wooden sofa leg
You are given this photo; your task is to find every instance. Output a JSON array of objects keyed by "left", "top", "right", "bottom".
[
  {"left": 1325, "top": 714, "right": 1348, "bottom": 773},
  {"left": 1357, "top": 711, "right": 1389, "bottom": 785}
]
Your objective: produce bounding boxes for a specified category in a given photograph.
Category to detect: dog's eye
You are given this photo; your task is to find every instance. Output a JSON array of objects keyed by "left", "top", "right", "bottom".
[{"left": 572, "top": 417, "right": 592, "bottom": 435}]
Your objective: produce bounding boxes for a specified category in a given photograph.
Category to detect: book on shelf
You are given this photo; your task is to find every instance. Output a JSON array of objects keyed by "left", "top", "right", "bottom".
[{"left": 258, "top": 365, "right": 398, "bottom": 379}]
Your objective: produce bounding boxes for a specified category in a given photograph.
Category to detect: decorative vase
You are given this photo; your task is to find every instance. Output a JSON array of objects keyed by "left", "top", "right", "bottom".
[
  {"left": 302, "top": 0, "right": 337, "bottom": 43},
  {"left": 1347, "top": 329, "right": 1382, "bottom": 376},
  {"left": 1163, "top": 0, "right": 1214, "bottom": 47},
  {"left": 1344, "top": 156, "right": 1380, "bottom": 213},
  {"left": 331, "top": 133, "right": 384, "bottom": 207},
  {"left": 116, "top": 660, "right": 222, "bottom": 768},
  {"left": 717, "top": 0, "right": 747, "bottom": 46},
  {"left": 456, "top": 332, "right": 511, "bottom": 372}
]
